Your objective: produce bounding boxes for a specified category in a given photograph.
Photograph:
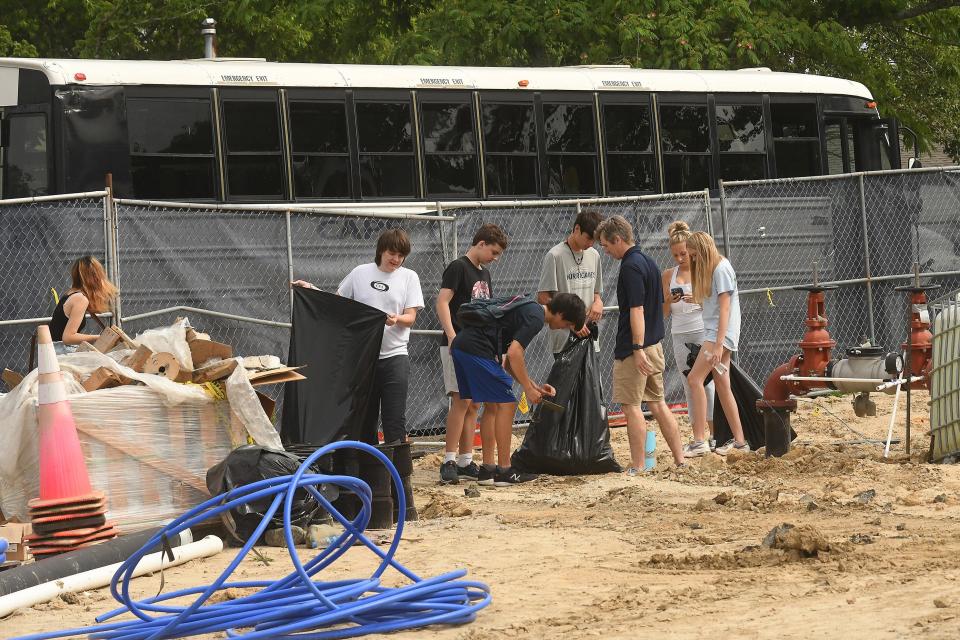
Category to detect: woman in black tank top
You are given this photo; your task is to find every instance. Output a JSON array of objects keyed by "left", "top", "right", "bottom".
[{"left": 51, "top": 256, "right": 118, "bottom": 346}]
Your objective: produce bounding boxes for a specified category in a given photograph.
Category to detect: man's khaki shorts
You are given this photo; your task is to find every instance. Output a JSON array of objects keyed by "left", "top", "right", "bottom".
[{"left": 612, "top": 342, "right": 666, "bottom": 405}]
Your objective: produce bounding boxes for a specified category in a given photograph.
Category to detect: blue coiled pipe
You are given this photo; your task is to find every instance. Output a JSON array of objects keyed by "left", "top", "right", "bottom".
[{"left": 11, "top": 441, "right": 491, "bottom": 640}]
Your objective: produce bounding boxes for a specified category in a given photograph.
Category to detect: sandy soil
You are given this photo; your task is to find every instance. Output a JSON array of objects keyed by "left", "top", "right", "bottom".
[{"left": 5, "top": 391, "right": 960, "bottom": 639}]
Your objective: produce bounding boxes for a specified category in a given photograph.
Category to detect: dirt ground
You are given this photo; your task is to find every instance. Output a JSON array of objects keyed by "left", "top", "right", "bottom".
[{"left": 5, "top": 391, "right": 960, "bottom": 639}]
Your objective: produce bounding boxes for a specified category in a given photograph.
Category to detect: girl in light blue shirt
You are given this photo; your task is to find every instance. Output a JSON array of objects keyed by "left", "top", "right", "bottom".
[{"left": 682, "top": 232, "right": 748, "bottom": 458}]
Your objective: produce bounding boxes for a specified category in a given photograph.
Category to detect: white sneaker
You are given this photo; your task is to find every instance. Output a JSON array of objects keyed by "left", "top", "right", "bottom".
[
  {"left": 715, "top": 439, "right": 750, "bottom": 456},
  {"left": 682, "top": 441, "right": 711, "bottom": 458}
]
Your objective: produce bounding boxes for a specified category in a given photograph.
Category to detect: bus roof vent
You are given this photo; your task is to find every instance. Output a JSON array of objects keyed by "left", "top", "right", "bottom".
[{"left": 737, "top": 67, "right": 772, "bottom": 72}]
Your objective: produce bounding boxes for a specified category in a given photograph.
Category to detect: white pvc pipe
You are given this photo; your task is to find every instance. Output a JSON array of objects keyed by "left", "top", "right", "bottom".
[
  {"left": 884, "top": 384, "right": 903, "bottom": 458},
  {"left": 0, "top": 535, "right": 223, "bottom": 618},
  {"left": 874, "top": 376, "right": 924, "bottom": 392},
  {"left": 781, "top": 374, "right": 889, "bottom": 384}
]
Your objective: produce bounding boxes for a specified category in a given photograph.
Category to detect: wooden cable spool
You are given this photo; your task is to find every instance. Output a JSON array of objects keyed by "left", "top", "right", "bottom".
[{"left": 143, "top": 352, "right": 185, "bottom": 382}]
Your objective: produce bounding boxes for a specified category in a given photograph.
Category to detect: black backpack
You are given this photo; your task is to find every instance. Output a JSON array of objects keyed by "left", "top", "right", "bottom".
[
  {"left": 456, "top": 294, "right": 539, "bottom": 359},
  {"left": 456, "top": 294, "right": 538, "bottom": 327}
]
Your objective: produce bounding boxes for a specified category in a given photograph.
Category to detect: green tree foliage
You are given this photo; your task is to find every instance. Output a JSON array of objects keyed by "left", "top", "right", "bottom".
[{"left": 1, "top": 0, "right": 958, "bottom": 156}]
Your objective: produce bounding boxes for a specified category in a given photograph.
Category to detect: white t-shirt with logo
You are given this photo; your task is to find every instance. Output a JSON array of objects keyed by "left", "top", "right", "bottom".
[{"left": 338, "top": 263, "right": 425, "bottom": 359}]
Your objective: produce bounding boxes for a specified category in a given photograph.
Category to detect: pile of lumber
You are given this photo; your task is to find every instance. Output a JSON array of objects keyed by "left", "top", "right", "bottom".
[
  {"left": 80, "top": 325, "right": 305, "bottom": 393},
  {"left": 2, "top": 324, "right": 304, "bottom": 407}
]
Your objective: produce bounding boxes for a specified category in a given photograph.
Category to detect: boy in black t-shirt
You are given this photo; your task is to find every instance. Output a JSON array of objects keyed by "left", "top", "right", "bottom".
[
  {"left": 451, "top": 293, "right": 586, "bottom": 486},
  {"left": 437, "top": 224, "right": 508, "bottom": 485}
]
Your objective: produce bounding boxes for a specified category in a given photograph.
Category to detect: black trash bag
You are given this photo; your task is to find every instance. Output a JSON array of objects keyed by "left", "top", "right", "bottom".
[
  {"left": 684, "top": 344, "right": 796, "bottom": 448},
  {"left": 281, "top": 287, "right": 385, "bottom": 446},
  {"left": 206, "top": 445, "right": 337, "bottom": 543},
  {"left": 511, "top": 337, "right": 621, "bottom": 474}
]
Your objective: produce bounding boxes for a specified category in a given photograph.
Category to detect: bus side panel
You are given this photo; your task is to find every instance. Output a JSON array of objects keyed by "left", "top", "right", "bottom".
[{"left": 55, "top": 86, "right": 132, "bottom": 194}]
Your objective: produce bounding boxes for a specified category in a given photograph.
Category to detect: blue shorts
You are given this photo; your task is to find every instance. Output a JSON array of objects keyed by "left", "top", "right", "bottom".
[{"left": 450, "top": 348, "right": 516, "bottom": 404}]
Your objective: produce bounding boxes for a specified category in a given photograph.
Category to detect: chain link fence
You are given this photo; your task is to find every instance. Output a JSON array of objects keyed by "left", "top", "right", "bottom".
[
  {"left": 720, "top": 166, "right": 960, "bottom": 384},
  {"left": 0, "top": 192, "right": 109, "bottom": 371},
  {"left": 446, "top": 191, "right": 713, "bottom": 420},
  {"left": 2, "top": 166, "right": 959, "bottom": 440}
]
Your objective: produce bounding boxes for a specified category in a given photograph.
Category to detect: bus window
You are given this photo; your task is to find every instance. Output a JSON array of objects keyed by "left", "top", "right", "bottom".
[
  {"left": 482, "top": 102, "right": 538, "bottom": 197},
  {"left": 603, "top": 103, "right": 656, "bottom": 193},
  {"left": 355, "top": 101, "right": 416, "bottom": 198},
  {"left": 127, "top": 98, "right": 216, "bottom": 199},
  {"left": 771, "top": 103, "right": 820, "bottom": 178},
  {"left": 716, "top": 104, "right": 765, "bottom": 182},
  {"left": 659, "top": 104, "right": 710, "bottom": 192},
  {"left": 222, "top": 97, "right": 284, "bottom": 199},
  {"left": 543, "top": 103, "right": 597, "bottom": 195},
  {"left": 420, "top": 101, "right": 477, "bottom": 197},
  {"left": 289, "top": 101, "right": 350, "bottom": 199},
  {"left": 0, "top": 113, "right": 48, "bottom": 198}
]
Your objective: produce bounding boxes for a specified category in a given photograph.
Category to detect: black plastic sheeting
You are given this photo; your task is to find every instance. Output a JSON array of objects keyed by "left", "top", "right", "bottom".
[
  {"left": 206, "top": 445, "right": 336, "bottom": 543},
  {"left": 281, "top": 287, "right": 384, "bottom": 446},
  {"left": 511, "top": 337, "right": 621, "bottom": 475},
  {"left": 685, "top": 343, "right": 796, "bottom": 448}
]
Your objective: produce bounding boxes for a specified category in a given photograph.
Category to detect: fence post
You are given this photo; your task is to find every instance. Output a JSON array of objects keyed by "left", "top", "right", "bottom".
[
  {"left": 437, "top": 203, "right": 451, "bottom": 266},
  {"left": 718, "top": 180, "right": 732, "bottom": 258},
  {"left": 858, "top": 173, "right": 877, "bottom": 343},
  {"left": 285, "top": 210, "right": 295, "bottom": 316},
  {"left": 451, "top": 207, "right": 459, "bottom": 260},
  {"left": 103, "top": 174, "right": 123, "bottom": 328},
  {"left": 703, "top": 188, "right": 713, "bottom": 236}
]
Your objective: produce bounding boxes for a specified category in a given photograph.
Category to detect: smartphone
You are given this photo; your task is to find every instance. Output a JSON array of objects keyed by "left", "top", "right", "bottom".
[{"left": 670, "top": 287, "right": 684, "bottom": 301}]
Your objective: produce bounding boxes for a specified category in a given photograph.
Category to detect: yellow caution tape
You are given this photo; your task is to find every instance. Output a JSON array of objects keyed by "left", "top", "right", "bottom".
[
  {"left": 518, "top": 391, "right": 529, "bottom": 415},
  {"left": 202, "top": 381, "right": 226, "bottom": 400},
  {"left": 51, "top": 288, "right": 59, "bottom": 304},
  {"left": 766, "top": 288, "right": 775, "bottom": 307}
]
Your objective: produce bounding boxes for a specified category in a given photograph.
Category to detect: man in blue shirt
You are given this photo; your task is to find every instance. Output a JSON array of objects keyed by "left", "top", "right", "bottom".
[{"left": 596, "top": 215, "right": 685, "bottom": 474}]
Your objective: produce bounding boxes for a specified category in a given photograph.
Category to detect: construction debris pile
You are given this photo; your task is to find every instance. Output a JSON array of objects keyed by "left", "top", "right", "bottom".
[{"left": 0, "top": 319, "right": 298, "bottom": 537}]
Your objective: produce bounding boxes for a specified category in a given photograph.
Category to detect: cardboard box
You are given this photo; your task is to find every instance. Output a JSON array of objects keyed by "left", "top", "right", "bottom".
[
  {"left": 0, "top": 522, "right": 32, "bottom": 562},
  {"left": 189, "top": 339, "right": 233, "bottom": 367}
]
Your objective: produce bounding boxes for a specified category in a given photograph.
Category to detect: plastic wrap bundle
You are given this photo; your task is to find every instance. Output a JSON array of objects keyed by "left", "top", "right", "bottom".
[{"left": 0, "top": 344, "right": 282, "bottom": 531}]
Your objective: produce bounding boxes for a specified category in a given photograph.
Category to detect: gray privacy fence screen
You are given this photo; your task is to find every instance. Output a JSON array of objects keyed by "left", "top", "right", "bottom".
[{"left": 1, "top": 165, "right": 958, "bottom": 436}]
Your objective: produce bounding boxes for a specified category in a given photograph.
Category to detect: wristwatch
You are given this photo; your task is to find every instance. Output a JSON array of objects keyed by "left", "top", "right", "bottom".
[{"left": 631, "top": 343, "right": 644, "bottom": 351}]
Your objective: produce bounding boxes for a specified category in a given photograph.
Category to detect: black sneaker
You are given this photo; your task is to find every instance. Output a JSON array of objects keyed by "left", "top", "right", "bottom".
[
  {"left": 457, "top": 462, "right": 480, "bottom": 481},
  {"left": 494, "top": 467, "right": 538, "bottom": 487},
  {"left": 477, "top": 465, "right": 497, "bottom": 486},
  {"left": 439, "top": 461, "right": 459, "bottom": 485}
]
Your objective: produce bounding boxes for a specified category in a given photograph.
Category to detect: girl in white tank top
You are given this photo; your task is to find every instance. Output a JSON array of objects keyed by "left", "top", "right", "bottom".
[
  {"left": 662, "top": 222, "right": 715, "bottom": 449},
  {"left": 668, "top": 266, "right": 704, "bottom": 333}
]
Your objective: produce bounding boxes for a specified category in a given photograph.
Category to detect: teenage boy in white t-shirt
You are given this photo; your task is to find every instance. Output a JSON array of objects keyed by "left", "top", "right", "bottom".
[{"left": 293, "top": 228, "right": 424, "bottom": 444}]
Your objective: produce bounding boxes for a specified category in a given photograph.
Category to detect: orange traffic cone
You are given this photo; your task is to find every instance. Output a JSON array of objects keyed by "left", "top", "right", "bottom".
[
  {"left": 29, "top": 325, "right": 101, "bottom": 508},
  {"left": 26, "top": 325, "right": 115, "bottom": 556}
]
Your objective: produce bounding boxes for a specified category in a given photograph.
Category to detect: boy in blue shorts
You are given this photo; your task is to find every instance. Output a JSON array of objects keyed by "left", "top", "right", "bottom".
[{"left": 450, "top": 293, "right": 585, "bottom": 486}]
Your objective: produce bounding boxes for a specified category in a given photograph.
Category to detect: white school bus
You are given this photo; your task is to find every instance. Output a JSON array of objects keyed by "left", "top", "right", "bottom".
[{"left": 0, "top": 57, "right": 899, "bottom": 202}]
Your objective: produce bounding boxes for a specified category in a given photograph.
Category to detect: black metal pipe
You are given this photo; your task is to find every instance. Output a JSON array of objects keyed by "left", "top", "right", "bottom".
[
  {"left": 763, "top": 410, "right": 792, "bottom": 457},
  {"left": 0, "top": 527, "right": 192, "bottom": 597}
]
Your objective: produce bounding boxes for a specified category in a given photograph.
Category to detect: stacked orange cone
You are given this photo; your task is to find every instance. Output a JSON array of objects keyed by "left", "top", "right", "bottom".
[{"left": 25, "top": 325, "right": 118, "bottom": 558}]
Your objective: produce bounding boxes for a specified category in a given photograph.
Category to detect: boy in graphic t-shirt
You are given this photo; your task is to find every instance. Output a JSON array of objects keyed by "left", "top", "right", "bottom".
[
  {"left": 293, "top": 228, "right": 424, "bottom": 445},
  {"left": 436, "top": 224, "right": 508, "bottom": 485},
  {"left": 537, "top": 210, "right": 605, "bottom": 355}
]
